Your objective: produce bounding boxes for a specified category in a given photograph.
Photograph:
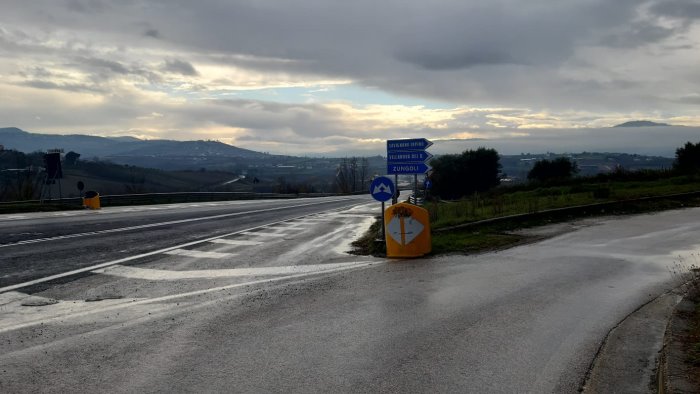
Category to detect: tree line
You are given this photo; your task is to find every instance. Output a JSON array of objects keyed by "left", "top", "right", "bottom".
[{"left": 427, "top": 141, "right": 700, "bottom": 200}]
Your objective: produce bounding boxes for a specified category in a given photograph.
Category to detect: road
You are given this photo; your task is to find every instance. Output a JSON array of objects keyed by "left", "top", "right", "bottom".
[
  {"left": 1, "top": 200, "right": 699, "bottom": 393},
  {"left": 0, "top": 195, "right": 371, "bottom": 289}
]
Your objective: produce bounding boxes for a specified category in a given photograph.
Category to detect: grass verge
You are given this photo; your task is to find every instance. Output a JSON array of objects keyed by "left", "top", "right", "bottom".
[
  {"left": 351, "top": 192, "right": 700, "bottom": 256},
  {"left": 686, "top": 293, "right": 700, "bottom": 367},
  {"left": 672, "top": 264, "right": 700, "bottom": 392},
  {"left": 349, "top": 218, "right": 386, "bottom": 256}
]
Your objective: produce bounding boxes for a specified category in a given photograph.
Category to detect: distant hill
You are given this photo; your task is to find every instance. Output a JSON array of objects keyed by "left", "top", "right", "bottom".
[
  {"left": 613, "top": 120, "right": 670, "bottom": 127},
  {"left": 0, "top": 127, "right": 265, "bottom": 160}
]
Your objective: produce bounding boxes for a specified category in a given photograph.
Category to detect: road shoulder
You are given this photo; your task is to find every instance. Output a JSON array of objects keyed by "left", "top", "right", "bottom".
[
  {"left": 661, "top": 287, "right": 700, "bottom": 393},
  {"left": 582, "top": 291, "right": 683, "bottom": 393}
]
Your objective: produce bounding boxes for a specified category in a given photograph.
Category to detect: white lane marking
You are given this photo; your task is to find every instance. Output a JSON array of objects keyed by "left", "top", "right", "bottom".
[
  {"left": 0, "top": 201, "right": 370, "bottom": 294},
  {"left": 0, "top": 197, "right": 359, "bottom": 248},
  {"left": 274, "top": 226, "right": 306, "bottom": 231},
  {"left": 1, "top": 215, "right": 28, "bottom": 221},
  {"left": 164, "top": 249, "right": 233, "bottom": 259},
  {"left": 52, "top": 212, "right": 81, "bottom": 217},
  {"left": 208, "top": 239, "right": 262, "bottom": 246},
  {"left": 0, "top": 261, "right": 377, "bottom": 334},
  {"left": 0, "top": 291, "right": 27, "bottom": 306},
  {"left": 240, "top": 231, "right": 287, "bottom": 237},
  {"left": 93, "top": 262, "right": 369, "bottom": 280},
  {"left": 295, "top": 219, "right": 331, "bottom": 224}
]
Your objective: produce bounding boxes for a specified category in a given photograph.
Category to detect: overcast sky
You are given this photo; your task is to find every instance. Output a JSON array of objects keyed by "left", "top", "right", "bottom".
[{"left": 1, "top": 0, "right": 699, "bottom": 156}]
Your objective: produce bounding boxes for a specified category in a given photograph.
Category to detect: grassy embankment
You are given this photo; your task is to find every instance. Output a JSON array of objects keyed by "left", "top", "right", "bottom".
[{"left": 352, "top": 173, "right": 700, "bottom": 256}]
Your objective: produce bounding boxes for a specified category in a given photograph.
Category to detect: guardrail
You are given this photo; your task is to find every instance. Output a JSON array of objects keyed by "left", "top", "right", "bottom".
[
  {"left": 433, "top": 190, "right": 700, "bottom": 233},
  {"left": 0, "top": 191, "right": 344, "bottom": 208},
  {"left": 407, "top": 194, "right": 425, "bottom": 205}
]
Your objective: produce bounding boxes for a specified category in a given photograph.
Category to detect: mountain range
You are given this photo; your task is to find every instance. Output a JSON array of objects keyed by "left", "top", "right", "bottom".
[
  {"left": 0, "top": 127, "right": 264, "bottom": 159},
  {"left": 613, "top": 120, "right": 670, "bottom": 127}
]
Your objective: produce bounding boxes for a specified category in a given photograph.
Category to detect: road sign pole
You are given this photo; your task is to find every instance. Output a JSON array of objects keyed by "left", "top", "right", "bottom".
[
  {"left": 381, "top": 201, "right": 385, "bottom": 241},
  {"left": 413, "top": 174, "right": 418, "bottom": 204},
  {"left": 394, "top": 174, "right": 398, "bottom": 204}
]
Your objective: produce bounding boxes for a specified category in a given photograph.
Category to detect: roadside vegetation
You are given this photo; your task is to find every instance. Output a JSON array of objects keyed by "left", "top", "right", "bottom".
[
  {"left": 667, "top": 257, "right": 700, "bottom": 391},
  {"left": 353, "top": 141, "right": 700, "bottom": 256},
  {"left": 1, "top": 149, "right": 382, "bottom": 207}
]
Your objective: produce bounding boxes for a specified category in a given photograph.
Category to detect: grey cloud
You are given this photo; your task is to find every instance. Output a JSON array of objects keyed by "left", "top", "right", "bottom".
[
  {"left": 2, "top": 0, "right": 699, "bottom": 128},
  {"left": 599, "top": 22, "right": 677, "bottom": 48},
  {"left": 671, "top": 94, "right": 700, "bottom": 104},
  {"left": 204, "top": 99, "right": 344, "bottom": 138},
  {"left": 18, "top": 66, "right": 55, "bottom": 79},
  {"left": 144, "top": 29, "right": 160, "bottom": 39},
  {"left": 651, "top": 0, "right": 700, "bottom": 20},
  {"left": 77, "top": 56, "right": 130, "bottom": 74},
  {"left": 396, "top": 49, "right": 518, "bottom": 71},
  {"left": 65, "top": 0, "right": 109, "bottom": 14},
  {"left": 19, "top": 79, "right": 103, "bottom": 93},
  {"left": 70, "top": 56, "right": 164, "bottom": 83},
  {"left": 162, "top": 59, "right": 198, "bottom": 76}
]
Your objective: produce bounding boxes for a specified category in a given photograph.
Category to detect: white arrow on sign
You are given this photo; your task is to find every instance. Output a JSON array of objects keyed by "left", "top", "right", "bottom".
[{"left": 373, "top": 183, "right": 393, "bottom": 195}]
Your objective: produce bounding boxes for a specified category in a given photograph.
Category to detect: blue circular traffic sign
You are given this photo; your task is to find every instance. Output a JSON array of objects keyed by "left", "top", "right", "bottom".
[{"left": 370, "top": 176, "right": 394, "bottom": 202}]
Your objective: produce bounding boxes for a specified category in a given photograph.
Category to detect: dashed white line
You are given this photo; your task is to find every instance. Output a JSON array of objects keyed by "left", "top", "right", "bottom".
[
  {"left": 0, "top": 197, "right": 358, "bottom": 249},
  {"left": 0, "top": 200, "right": 370, "bottom": 293},
  {"left": 209, "top": 239, "right": 263, "bottom": 246},
  {"left": 295, "top": 218, "right": 331, "bottom": 224},
  {"left": 1, "top": 215, "right": 28, "bottom": 221},
  {"left": 274, "top": 226, "right": 306, "bottom": 231},
  {"left": 240, "top": 231, "right": 287, "bottom": 238},
  {"left": 164, "top": 249, "right": 234, "bottom": 259}
]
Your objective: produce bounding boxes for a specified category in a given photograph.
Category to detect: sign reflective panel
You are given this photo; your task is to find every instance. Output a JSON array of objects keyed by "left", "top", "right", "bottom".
[
  {"left": 387, "top": 138, "right": 433, "bottom": 151},
  {"left": 369, "top": 176, "right": 394, "bottom": 202},
  {"left": 386, "top": 138, "right": 433, "bottom": 174},
  {"left": 384, "top": 202, "right": 431, "bottom": 257},
  {"left": 387, "top": 150, "right": 433, "bottom": 164},
  {"left": 388, "top": 162, "right": 432, "bottom": 175}
]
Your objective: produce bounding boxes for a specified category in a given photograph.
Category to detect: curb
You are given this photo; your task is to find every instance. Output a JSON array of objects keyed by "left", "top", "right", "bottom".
[
  {"left": 659, "top": 289, "right": 699, "bottom": 393},
  {"left": 581, "top": 291, "right": 683, "bottom": 393}
]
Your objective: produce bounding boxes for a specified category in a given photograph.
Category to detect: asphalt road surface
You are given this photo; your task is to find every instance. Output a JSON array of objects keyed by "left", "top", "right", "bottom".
[
  {"left": 1, "top": 200, "right": 699, "bottom": 393},
  {"left": 0, "top": 195, "right": 371, "bottom": 289}
]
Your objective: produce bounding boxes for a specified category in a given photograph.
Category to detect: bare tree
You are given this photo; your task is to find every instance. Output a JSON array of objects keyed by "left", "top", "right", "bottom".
[
  {"left": 349, "top": 157, "right": 358, "bottom": 192},
  {"left": 335, "top": 158, "right": 351, "bottom": 193},
  {"left": 359, "top": 157, "right": 369, "bottom": 192}
]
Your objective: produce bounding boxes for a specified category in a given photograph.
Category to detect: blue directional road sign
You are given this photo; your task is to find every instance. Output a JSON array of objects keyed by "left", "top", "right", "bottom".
[
  {"left": 388, "top": 162, "right": 432, "bottom": 175},
  {"left": 387, "top": 150, "right": 433, "bottom": 164},
  {"left": 370, "top": 176, "right": 395, "bottom": 202},
  {"left": 387, "top": 138, "right": 433, "bottom": 151},
  {"left": 386, "top": 138, "right": 433, "bottom": 175},
  {"left": 424, "top": 179, "right": 432, "bottom": 189}
]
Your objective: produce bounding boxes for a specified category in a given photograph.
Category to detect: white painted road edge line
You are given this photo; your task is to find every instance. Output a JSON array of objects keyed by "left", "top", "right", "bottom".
[
  {"left": 93, "top": 262, "right": 367, "bottom": 280},
  {"left": 0, "top": 261, "right": 377, "bottom": 334},
  {"left": 0, "top": 201, "right": 372, "bottom": 294},
  {"left": 0, "top": 197, "right": 360, "bottom": 249}
]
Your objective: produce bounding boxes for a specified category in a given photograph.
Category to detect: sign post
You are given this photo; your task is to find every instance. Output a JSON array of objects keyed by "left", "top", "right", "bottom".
[
  {"left": 386, "top": 138, "right": 433, "bottom": 204},
  {"left": 369, "top": 176, "right": 395, "bottom": 242}
]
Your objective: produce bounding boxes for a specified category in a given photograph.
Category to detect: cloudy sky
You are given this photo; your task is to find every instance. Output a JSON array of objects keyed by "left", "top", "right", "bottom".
[{"left": 1, "top": 0, "right": 699, "bottom": 156}]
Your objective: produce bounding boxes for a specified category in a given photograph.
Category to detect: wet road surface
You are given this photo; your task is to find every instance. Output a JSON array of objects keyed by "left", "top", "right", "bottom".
[{"left": 1, "top": 203, "right": 699, "bottom": 393}]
